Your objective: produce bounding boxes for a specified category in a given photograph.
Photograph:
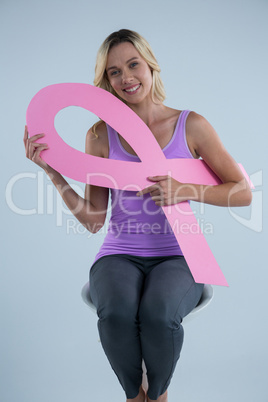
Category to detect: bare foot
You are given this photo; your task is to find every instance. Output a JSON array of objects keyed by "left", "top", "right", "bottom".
[
  {"left": 147, "top": 390, "right": 168, "bottom": 402},
  {"left": 127, "top": 386, "right": 147, "bottom": 402}
]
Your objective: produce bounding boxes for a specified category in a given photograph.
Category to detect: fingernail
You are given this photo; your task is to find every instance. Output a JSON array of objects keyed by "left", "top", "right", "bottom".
[{"left": 136, "top": 192, "right": 140, "bottom": 196}]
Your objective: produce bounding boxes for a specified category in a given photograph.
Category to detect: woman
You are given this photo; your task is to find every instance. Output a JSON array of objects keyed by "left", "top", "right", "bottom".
[{"left": 24, "top": 29, "right": 252, "bottom": 402}]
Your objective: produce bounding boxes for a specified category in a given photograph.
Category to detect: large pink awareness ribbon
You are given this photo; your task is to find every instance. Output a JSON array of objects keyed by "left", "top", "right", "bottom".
[{"left": 26, "top": 83, "right": 253, "bottom": 286}]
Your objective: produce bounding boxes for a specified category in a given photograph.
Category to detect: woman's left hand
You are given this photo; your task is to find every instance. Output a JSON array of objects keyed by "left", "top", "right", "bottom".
[{"left": 136, "top": 175, "right": 192, "bottom": 206}]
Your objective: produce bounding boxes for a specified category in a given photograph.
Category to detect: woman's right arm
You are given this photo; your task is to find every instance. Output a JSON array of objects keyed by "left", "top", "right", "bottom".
[{"left": 23, "top": 123, "right": 109, "bottom": 233}]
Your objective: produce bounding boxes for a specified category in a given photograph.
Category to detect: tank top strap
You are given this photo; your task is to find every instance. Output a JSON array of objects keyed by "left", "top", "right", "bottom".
[
  {"left": 106, "top": 123, "right": 141, "bottom": 161},
  {"left": 176, "top": 110, "right": 191, "bottom": 137},
  {"left": 168, "top": 109, "right": 193, "bottom": 159},
  {"left": 106, "top": 124, "right": 117, "bottom": 159}
]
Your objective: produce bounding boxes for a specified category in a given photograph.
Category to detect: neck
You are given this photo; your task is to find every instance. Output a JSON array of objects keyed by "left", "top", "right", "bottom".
[{"left": 126, "top": 98, "right": 167, "bottom": 126}]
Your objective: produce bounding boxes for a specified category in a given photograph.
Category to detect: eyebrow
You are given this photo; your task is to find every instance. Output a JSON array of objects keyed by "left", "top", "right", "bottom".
[{"left": 106, "top": 57, "right": 139, "bottom": 72}]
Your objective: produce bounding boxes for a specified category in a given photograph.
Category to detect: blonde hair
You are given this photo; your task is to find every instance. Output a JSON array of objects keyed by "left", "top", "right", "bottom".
[{"left": 92, "top": 29, "right": 166, "bottom": 135}]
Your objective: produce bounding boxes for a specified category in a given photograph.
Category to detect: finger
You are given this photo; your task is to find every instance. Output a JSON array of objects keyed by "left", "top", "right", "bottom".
[
  {"left": 34, "top": 144, "right": 48, "bottom": 154},
  {"left": 136, "top": 184, "right": 158, "bottom": 197},
  {"left": 149, "top": 188, "right": 163, "bottom": 197},
  {"left": 32, "top": 145, "right": 49, "bottom": 162},
  {"left": 32, "top": 142, "right": 48, "bottom": 148},
  {"left": 150, "top": 195, "right": 163, "bottom": 202},
  {"left": 23, "top": 126, "right": 28, "bottom": 145},
  {"left": 28, "top": 133, "right": 46, "bottom": 142},
  {"left": 27, "top": 142, "right": 35, "bottom": 159},
  {"left": 154, "top": 200, "right": 165, "bottom": 206},
  {"left": 25, "top": 133, "right": 45, "bottom": 154},
  {"left": 147, "top": 175, "right": 169, "bottom": 182},
  {"left": 28, "top": 142, "right": 49, "bottom": 159}
]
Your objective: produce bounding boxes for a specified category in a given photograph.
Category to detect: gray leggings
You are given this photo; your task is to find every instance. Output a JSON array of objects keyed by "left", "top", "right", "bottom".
[{"left": 89, "top": 254, "right": 204, "bottom": 400}]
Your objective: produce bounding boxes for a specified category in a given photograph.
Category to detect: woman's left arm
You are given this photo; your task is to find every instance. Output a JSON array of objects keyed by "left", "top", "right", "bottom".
[
  {"left": 185, "top": 112, "right": 252, "bottom": 207},
  {"left": 137, "top": 112, "right": 252, "bottom": 207}
]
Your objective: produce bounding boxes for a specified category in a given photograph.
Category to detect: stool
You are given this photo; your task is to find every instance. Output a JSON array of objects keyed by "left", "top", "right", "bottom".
[{"left": 81, "top": 282, "right": 213, "bottom": 391}]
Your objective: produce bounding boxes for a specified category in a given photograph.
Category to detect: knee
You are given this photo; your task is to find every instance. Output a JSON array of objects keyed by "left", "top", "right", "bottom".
[
  {"left": 99, "top": 296, "right": 138, "bottom": 329},
  {"left": 139, "top": 298, "right": 181, "bottom": 331}
]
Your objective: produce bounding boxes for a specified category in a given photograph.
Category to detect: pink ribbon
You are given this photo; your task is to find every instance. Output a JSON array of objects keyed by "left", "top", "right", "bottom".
[{"left": 26, "top": 83, "right": 253, "bottom": 286}]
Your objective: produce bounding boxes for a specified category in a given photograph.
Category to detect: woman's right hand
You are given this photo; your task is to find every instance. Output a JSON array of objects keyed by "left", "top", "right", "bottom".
[{"left": 23, "top": 125, "right": 50, "bottom": 171}]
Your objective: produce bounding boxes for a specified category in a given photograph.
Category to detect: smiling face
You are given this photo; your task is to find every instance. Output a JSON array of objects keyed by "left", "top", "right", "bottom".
[{"left": 106, "top": 42, "right": 153, "bottom": 105}]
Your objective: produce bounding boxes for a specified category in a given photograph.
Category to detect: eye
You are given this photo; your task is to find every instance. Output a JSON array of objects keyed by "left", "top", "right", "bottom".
[
  {"left": 130, "top": 62, "right": 138, "bottom": 68},
  {"left": 110, "top": 70, "right": 119, "bottom": 76}
]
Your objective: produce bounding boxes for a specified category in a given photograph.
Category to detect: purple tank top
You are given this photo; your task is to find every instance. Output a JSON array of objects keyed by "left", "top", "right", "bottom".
[{"left": 93, "top": 110, "right": 193, "bottom": 263}]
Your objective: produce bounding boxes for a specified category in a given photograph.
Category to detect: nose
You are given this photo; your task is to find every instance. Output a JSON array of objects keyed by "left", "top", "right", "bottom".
[{"left": 121, "top": 69, "right": 133, "bottom": 84}]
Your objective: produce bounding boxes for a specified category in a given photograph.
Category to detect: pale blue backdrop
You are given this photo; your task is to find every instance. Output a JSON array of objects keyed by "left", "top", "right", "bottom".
[{"left": 1, "top": 0, "right": 267, "bottom": 401}]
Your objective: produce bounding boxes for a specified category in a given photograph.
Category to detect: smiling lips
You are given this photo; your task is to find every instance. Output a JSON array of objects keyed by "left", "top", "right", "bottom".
[{"left": 123, "top": 84, "right": 141, "bottom": 94}]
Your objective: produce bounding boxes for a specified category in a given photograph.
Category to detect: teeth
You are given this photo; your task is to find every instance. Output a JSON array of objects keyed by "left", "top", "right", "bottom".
[{"left": 125, "top": 84, "right": 140, "bottom": 92}]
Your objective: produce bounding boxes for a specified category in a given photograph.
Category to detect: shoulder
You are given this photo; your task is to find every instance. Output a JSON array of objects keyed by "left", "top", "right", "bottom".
[
  {"left": 185, "top": 111, "right": 243, "bottom": 182},
  {"left": 186, "top": 111, "right": 210, "bottom": 133},
  {"left": 85, "top": 121, "right": 109, "bottom": 158},
  {"left": 185, "top": 111, "right": 222, "bottom": 158}
]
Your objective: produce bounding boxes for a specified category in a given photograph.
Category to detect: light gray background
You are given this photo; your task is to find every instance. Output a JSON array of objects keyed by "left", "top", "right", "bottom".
[{"left": 1, "top": 0, "right": 267, "bottom": 401}]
